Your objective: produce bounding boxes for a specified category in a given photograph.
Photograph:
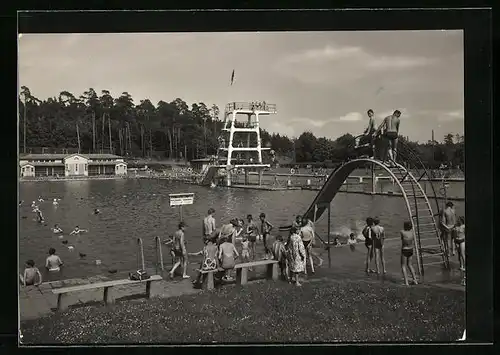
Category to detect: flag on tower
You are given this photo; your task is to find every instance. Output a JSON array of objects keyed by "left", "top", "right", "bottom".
[{"left": 230, "top": 69, "right": 235, "bottom": 86}]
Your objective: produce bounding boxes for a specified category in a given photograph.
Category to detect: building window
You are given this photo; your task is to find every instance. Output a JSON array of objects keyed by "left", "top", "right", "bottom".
[
  {"left": 31, "top": 167, "right": 34, "bottom": 172},
  {"left": 75, "top": 164, "right": 78, "bottom": 172}
]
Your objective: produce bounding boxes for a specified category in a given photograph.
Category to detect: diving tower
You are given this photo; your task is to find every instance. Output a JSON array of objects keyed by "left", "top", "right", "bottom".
[{"left": 216, "top": 101, "right": 277, "bottom": 186}]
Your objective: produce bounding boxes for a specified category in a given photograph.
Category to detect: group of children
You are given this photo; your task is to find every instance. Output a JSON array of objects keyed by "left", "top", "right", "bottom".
[
  {"left": 185, "top": 210, "right": 318, "bottom": 287},
  {"left": 19, "top": 248, "right": 64, "bottom": 287}
]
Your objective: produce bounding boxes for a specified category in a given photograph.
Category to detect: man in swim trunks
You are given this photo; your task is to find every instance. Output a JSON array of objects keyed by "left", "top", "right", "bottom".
[
  {"left": 440, "top": 202, "right": 457, "bottom": 257},
  {"left": 400, "top": 221, "right": 418, "bottom": 286},
  {"left": 203, "top": 208, "right": 216, "bottom": 242},
  {"left": 361, "top": 109, "right": 376, "bottom": 158},
  {"left": 169, "top": 222, "right": 189, "bottom": 279},
  {"left": 376, "top": 110, "right": 401, "bottom": 165}
]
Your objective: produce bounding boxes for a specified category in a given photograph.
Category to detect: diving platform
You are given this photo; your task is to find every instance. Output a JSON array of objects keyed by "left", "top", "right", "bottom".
[{"left": 215, "top": 101, "right": 277, "bottom": 187}]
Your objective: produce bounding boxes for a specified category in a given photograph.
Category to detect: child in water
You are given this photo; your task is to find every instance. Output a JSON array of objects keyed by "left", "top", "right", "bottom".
[
  {"left": 52, "top": 224, "right": 63, "bottom": 234},
  {"left": 190, "top": 235, "right": 219, "bottom": 287},
  {"left": 45, "top": 248, "right": 63, "bottom": 272},
  {"left": 347, "top": 233, "right": 357, "bottom": 251},
  {"left": 69, "top": 226, "right": 88, "bottom": 235},
  {"left": 20, "top": 260, "right": 42, "bottom": 287},
  {"left": 218, "top": 237, "right": 239, "bottom": 281}
]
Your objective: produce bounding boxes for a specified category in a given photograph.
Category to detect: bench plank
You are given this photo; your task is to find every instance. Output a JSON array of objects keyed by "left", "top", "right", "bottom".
[
  {"left": 52, "top": 275, "right": 162, "bottom": 294},
  {"left": 234, "top": 260, "right": 278, "bottom": 269}
]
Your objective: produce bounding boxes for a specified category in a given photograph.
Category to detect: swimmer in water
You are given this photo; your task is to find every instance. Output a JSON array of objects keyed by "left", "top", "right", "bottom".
[
  {"left": 52, "top": 224, "right": 63, "bottom": 234},
  {"left": 31, "top": 201, "right": 36, "bottom": 208},
  {"left": 34, "top": 207, "right": 44, "bottom": 223},
  {"left": 69, "top": 226, "right": 88, "bottom": 235},
  {"left": 52, "top": 198, "right": 58, "bottom": 206},
  {"left": 19, "top": 200, "right": 23, "bottom": 206},
  {"left": 38, "top": 196, "right": 44, "bottom": 203},
  {"left": 45, "top": 248, "right": 63, "bottom": 272},
  {"left": 93, "top": 208, "right": 100, "bottom": 215}
]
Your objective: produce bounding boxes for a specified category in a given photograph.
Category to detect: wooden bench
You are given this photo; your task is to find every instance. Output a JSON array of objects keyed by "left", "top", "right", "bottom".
[
  {"left": 51, "top": 275, "right": 163, "bottom": 311},
  {"left": 197, "top": 260, "right": 279, "bottom": 290}
]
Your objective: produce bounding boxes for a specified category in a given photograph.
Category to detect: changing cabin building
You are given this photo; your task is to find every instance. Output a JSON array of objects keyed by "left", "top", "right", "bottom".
[{"left": 19, "top": 153, "right": 128, "bottom": 178}]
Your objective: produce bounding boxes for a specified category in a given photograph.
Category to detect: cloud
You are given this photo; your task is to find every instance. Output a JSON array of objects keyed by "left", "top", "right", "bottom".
[
  {"left": 275, "top": 43, "right": 437, "bottom": 85},
  {"left": 335, "top": 112, "right": 363, "bottom": 122},
  {"left": 288, "top": 117, "right": 327, "bottom": 128},
  {"left": 437, "top": 110, "right": 464, "bottom": 122},
  {"left": 285, "top": 45, "right": 363, "bottom": 63}
]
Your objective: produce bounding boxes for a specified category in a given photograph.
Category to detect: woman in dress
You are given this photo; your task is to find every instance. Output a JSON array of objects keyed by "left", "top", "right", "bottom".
[{"left": 287, "top": 227, "right": 306, "bottom": 286}]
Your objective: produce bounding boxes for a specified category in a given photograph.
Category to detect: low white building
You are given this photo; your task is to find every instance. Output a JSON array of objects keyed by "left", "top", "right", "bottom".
[{"left": 19, "top": 153, "right": 128, "bottom": 178}]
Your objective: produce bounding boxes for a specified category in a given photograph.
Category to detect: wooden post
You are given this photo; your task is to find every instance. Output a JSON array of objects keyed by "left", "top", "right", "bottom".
[
  {"left": 180, "top": 205, "right": 183, "bottom": 222},
  {"left": 103, "top": 286, "right": 115, "bottom": 305}
]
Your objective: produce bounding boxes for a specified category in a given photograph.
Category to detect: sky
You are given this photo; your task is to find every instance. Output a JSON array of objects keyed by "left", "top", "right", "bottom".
[{"left": 18, "top": 31, "right": 464, "bottom": 143}]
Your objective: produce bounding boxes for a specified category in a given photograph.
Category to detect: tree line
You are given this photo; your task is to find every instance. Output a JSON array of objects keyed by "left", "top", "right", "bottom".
[{"left": 18, "top": 87, "right": 464, "bottom": 169}]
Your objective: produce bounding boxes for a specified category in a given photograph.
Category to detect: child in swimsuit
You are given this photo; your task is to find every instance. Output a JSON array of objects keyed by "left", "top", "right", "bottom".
[
  {"left": 371, "top": 217, "right": 386, "bottom": 274},
  {"left": 191, "top": 236, "right": 219, "bottom": 286},
  {"left": 20, "top": 259, "right": 42, "bottom": 287},
  {"left": 272, "top": 235, "right": 287, "bottom": 280},
  {"left": 245, "top": 214, "right": 258, "bottom": 260},
  {"left": 400, "top": 221, "right": 418, "bottom": 286},
  {"left": 218, "top": 237, "right": 239, "bottom": 281},
  {"left": 45, "top": 248, "right": 63, "bottom": 272},
  {"left": 362, "top": 217, "right": 375, "bottom": 273},
  {"left": 454, "top": 216, "right": 466, "bottom": 271},
  {"left": 241, "top": 237, "right": 250, "bottom": 263},
  {"left": 347, "top": 233, "right": 357, "bottom": 251}
]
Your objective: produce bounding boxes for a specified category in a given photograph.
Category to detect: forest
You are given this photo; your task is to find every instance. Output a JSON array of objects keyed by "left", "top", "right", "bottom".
[{"left": 19, "top": 87, "right": 464, "bottom": 169}]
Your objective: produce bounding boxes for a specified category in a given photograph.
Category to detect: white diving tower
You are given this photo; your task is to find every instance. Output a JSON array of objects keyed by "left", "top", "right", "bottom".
[{"left": 217, "top": 101, "right": 277, "bottom": 186}]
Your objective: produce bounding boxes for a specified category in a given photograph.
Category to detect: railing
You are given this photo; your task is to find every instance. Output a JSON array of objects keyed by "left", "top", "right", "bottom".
[
  {"left": 155, "top": 236, "right": 164, "bottom": 273},
  {"left": 225, "top": 102, "right": 277, "bottom": 113}
]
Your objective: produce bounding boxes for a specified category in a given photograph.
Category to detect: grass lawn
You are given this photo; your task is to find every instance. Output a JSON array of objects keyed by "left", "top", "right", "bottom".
[{"left": 21, "top": 277, "right": 464, "bottom": 344}]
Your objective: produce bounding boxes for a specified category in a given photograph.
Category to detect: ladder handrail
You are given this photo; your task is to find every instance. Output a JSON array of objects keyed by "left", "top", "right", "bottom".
[
  {"left": 395, "top": 141, "right": 441, "bottom": 215},
  {"left": 155, "top": 236, "right": 164, "bottom": 272},
  {"left": 136, "top": 238, "right": 145, "bottom": 271}
]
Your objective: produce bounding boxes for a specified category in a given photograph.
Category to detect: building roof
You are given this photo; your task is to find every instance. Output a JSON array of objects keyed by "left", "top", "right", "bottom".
[
  {"left": 20, "top": 153, "right": 123, "bottom": 160},
  {"left": 20, "top": 161, "right": 65, "bottom": 167}
]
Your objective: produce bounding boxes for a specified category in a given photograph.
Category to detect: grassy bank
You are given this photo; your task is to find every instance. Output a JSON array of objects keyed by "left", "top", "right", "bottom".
[{"left": 21, "top": 277, "right": 464, "bottom": 344}]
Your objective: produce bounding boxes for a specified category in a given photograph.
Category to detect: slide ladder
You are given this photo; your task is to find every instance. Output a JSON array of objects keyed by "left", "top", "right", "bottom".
[{"left": 385, "top": 162, "right": 449, "bottom": 275}]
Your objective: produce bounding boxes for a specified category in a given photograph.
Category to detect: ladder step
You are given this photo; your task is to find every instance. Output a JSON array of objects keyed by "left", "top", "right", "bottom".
[
  {"left": 418, "top": 238, "right": 438, "bottom": 242},
  {"left": 420, "top": 244, "right": 441, "bottom": 249},
  {"left": 420, "top": 251, "right": 443, "bottom": 258},
  {"left": 422, "top": 261, "right": 445, "bottom": 267}
]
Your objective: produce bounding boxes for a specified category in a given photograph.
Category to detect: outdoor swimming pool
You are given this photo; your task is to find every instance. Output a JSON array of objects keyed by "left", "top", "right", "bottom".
[{"left": 19, "top": 179, "right": 465, "bottom": 280}]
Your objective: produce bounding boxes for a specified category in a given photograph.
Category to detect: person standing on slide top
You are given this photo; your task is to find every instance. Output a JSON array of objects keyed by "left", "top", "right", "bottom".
[{"left": 376, "top": 110, "right": 401, "bottom": 166}]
